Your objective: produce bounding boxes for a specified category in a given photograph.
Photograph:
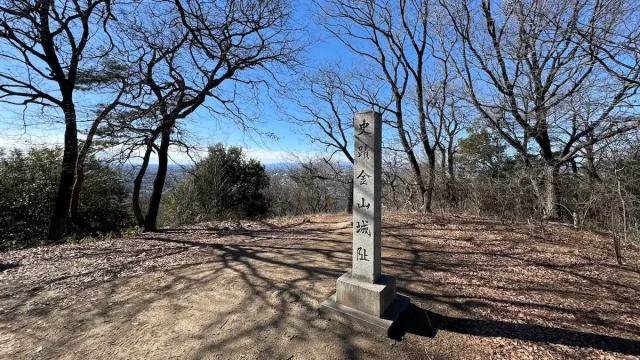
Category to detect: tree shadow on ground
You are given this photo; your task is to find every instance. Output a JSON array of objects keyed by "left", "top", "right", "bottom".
[
  {"left": 0, "top": 262, "right": 20, "bottom": 272},
  {"left": 2, "top": 213, "right": 639, "bottom": 359},
  {"left": 393, "top": 303, "right": 640, "bottom": 356}
]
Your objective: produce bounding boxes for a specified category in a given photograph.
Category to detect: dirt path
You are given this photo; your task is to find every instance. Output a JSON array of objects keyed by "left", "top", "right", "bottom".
[{"left": 1, "top": 213, "right": 639, "bottom": 359}]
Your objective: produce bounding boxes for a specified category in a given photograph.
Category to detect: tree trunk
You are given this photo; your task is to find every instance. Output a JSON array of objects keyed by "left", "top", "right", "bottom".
[
  {"left": 70, "top": 117, "right": 103, "bottom": 225},
  {"left": 440, "top": 146, "right": 446, "bottom": 176},
  {"left": 416, "top": 97, "right": 432, "bottom": 213},
  {"left": 47, "top": 105, "right": 78, "bottom": 241},
  {"left": 70, "top": 166, "right": 86, "bottom": 226},
  {"left": 585, "top": 130, "right": 600, "bottom": 181},
  {"left": 425, "top": 153, "right": 436, "bottom": 213},
  {"left": 143, "top": 127, "right": 171, "bottom": 231},
  {"left": 393, "top": 100, "right": 426, "bottom": 212},
  {"left": 614, "top": 168, "right": 626, "bottom": 264},
  {"left": 447, "top": 141, "right": 456, "bottom": 204},
  {"left": 346, "top": 178, "right": 353, "bottom": 213},
  {"left": 542, "top": 163, "right": 559, "bottom": 220},
  {"left": 132, "top": 139, "right": 155, "bottom": 227},
  {"left": 390, "top": 180, "right": 399, "bottom": 210}
]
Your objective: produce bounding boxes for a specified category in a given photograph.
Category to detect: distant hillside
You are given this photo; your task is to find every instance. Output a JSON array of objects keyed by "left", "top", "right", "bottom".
[
  {"left": 263, "top": 163, "right": 292, "bottom": 172},
  {"left": 119, "top": 164, "right": 190, "bottom": 196},
  {"left": 119, "top": 163, "right": 295, "bottom": 197}
]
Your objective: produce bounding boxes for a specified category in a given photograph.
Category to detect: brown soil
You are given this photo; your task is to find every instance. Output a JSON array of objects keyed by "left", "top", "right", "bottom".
[{"left": 1, "top": 213, "right": 639, "bottom": 360}]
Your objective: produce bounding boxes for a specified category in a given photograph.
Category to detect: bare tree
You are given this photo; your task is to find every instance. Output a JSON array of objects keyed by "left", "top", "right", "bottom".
[
  {"left": 442, "top": 0, "right": 640, "bottom": 219},
  {"left": 91, "top": 107, "right": 162, "bottom": 227},
  {"left": 114, "top": 0, "right": 302, "bottom": 231},
  {"left": 287, "top": 66, "right": 357, "bottom": 211},
  {"left": 425, "top": 26, "right": 469, "bottom": 205},
  {"left": 0, "top": 0, "right": 116, "bottom": 240},
  {"left": 381, "top": 150, "right": 410, "bottom": 211},
  {"left": 318, "top": 0, "right": 435, "bottom": 212},
  {"left": 89, "top": 98, "right": 199, "bottom": 228},
  {"left": 393, "top": 0, "right": 440, "bottom": 213},
  {"left": 574, "top": 0, "right": 640, "bottom": 88}
]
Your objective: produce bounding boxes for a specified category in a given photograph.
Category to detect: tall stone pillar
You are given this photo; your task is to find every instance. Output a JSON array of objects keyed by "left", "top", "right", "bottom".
[
  {"left": 321, "top": 111, "right": 410, "bottom": 336},
  {"left": 352, "top": 110, "right": 381, "bottom": 283}
]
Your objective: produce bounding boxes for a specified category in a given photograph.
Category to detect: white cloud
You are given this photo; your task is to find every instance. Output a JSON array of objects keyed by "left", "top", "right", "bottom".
[
  {"left": 0, "top": 134, "right": 63, "bottom": 151},
  {"left": 244, "top": 148, "right": 298, "bottom": 164}
]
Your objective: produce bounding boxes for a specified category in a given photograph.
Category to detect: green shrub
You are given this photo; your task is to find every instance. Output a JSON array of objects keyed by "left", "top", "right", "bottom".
[
  {"left": 0, "top": 148, "right": 59, "bottom": 248},
  {"left": 160, "top": 144, "right": 270, "bottom": 225},
  {"left": 0, "top": 148, "right": 132, "bottom": 250}
]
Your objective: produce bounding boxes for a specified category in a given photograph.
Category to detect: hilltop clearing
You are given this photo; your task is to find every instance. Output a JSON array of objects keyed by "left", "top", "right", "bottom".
[{"left": 1, "top": 213, "right": 639, "bottom": 359}]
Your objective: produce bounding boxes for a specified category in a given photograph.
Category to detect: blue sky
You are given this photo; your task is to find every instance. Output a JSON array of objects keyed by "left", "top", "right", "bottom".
[{"left": 0, "top": 0, "right": 359, "bottom": 165}]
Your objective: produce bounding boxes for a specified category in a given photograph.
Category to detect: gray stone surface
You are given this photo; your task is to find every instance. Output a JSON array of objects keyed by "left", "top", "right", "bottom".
[
  {"left": 320, "top": 293, "right": 411, "bottom": 337},
  {"left": 336, "top": 272, "right": 395, "bottom": 317},
  {"left": 352, "top": 111, "right": 382, "bottom": 283}
]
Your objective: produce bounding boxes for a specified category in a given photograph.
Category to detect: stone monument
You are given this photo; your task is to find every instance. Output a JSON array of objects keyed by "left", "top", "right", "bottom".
[{"left": 321, "top": 110, "right": 410, "bottom": 336}]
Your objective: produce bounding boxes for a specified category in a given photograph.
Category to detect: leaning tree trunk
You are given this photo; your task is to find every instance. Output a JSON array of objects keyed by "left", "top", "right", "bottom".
[
  {"left": 143, "top": 127, "right": 171, "bottom": 232},
  {"left": 71, "top": 100, "right": 120, "bottom": 225},
  {"left": 542, "top": 163, "right": 559, "bottom": 220},
  {"left": 70, "top": 118, "right": 103, "bottom": 225},
  {"left": 47, "top": 104, "right": 78, "bottom": 241},
  {"left": 132, "top": 139, "right": 155, "bottom": 227}
]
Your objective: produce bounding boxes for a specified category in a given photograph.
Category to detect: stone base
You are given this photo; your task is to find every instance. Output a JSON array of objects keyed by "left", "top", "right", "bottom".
[
  {"left": 320, "top": 293, "right": 410, "bottom": 337},
  {"left": 336, "top": 272, "right": 396, "bottom": 317},
  {"left": 321, "top": 272, "right": 410, "bottom": 337}
]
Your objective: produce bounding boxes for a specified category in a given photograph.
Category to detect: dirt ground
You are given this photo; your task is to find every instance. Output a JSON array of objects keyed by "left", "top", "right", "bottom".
[{"left": 1, "top": 213, "right": 639, "bottom": 360}]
